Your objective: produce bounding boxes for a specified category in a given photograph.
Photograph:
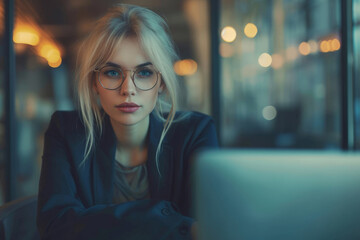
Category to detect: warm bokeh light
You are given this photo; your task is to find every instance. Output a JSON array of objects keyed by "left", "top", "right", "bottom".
[
  {"left": 258, "top": 53, "right": 272, "bottom": 68},
  {"left": 48, "top": 58, "right": 62, "bottom": 68},
  {"left": 39, "top": 44, "right": 56, "bottom": 59},
  {"left": 244, "top": 23, "right": 258, "bottom": 38},
  {"left": 47, "top": 49, "right": 61, "bottom": 63},
  {"left": 262, "top": 106, "right": 277, "bottom": 120},
  {"left": 220, "top": 43, "right": 235, "bottom": 58},
  {"left": 330, "top": 38, "right": 341, "bottom": 51},
  {"left": 271, "top": 54, "right": 284, "bottom": 69},
  {"left": 37, "top": 43, "right": 62, "bottom": 68},
  {"left": 221, "top": 26, "right": 237, "bottom": 43},
  {"left": 13, "top": 24, "right": 40, "bottom": 46},
  {"left": 298, "top": 42, "right": 311, "bottom": 55},
  {"left": 174, "top": 59, "right": 198, "bottom": 76},
  {"left": 319, "top": 39, "right": 340, "bottom": 53},
  {"left": 12, "top": 19, "right": 64, "bottom": 68},
  {"left": 320, "top": 40, "right": 331, "bottom": 52},
  {"left": 308, "top": 40, "right": 318, "bottom": 53},
  {"left": 286, "top": 46, "right": 298, "bottom": 61}
]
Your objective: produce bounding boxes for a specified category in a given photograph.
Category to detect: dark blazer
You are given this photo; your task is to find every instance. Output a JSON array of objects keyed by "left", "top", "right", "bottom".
[{"left": 37, "top": 110, "right": 218, "bottom": 240}]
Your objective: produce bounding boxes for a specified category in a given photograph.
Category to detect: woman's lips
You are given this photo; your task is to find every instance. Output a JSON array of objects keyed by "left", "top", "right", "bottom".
[{"left": 115, "top": 102, "right": 140, "bottom": 113}]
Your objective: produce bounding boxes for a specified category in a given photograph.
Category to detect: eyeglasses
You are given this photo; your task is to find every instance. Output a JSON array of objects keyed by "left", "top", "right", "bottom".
[{"left": 94, "top": 64, "right": 160, "bottom": 91}]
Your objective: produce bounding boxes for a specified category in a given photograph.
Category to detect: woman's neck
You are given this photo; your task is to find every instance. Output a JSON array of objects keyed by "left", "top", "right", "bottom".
[{"left": 110, "top": 116, "right": 149, "bottom": 149}]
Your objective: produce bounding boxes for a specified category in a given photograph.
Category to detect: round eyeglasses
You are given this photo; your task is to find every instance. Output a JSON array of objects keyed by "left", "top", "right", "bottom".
[{"left": 94, "top": 65, "right": 160, "bottom": 91}]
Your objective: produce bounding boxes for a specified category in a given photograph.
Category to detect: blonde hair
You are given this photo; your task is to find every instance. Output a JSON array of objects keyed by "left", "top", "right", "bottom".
[{"left": 76, "top": 4, "right": 180, "bottom": 173}]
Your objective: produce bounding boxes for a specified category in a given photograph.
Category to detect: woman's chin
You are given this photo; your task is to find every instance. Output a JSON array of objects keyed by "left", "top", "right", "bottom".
[{"left": 110, "top": 113, "right": 148, "bottom": 127}]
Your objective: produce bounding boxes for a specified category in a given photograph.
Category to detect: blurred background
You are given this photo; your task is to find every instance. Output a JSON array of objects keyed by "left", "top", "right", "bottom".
[{"left": 0, "top": 0, "right": 359, "bottom": 204}]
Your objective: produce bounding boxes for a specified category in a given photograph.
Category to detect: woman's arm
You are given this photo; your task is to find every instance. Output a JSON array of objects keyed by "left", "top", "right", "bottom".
[{"left": 37, "top": 112, "right": 193, "bottom": 240}]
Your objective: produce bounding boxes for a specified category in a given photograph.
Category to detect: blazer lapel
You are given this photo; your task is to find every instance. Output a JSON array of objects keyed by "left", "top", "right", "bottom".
[
  {"left": 147, "top": 113, "right": 174, "bottom": 200},
  {"left": 92, "top": 115, "right": 116, "bottom": 204}
]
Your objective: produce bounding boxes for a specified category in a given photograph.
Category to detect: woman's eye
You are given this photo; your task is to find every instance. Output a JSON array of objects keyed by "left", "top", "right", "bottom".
[
  {"left": 103, "top": 69, "right": 120, "bottom": 78},
  {"left": 136, "top": 68, "right": 154, "bottom": 78}
]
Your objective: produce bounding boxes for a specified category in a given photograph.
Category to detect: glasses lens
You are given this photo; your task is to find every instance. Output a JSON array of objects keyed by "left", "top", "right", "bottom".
[
  {"left": 99, "top": 66, "right": 123, "bottom": 89},
  {"left": 133, "top": 66, "right": 158, "bottom": 90}
]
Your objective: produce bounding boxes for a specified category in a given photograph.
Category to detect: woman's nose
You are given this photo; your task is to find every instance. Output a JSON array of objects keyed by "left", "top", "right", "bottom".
[{"left": 119, "top": 72, "right": 136, "bottom": 96}]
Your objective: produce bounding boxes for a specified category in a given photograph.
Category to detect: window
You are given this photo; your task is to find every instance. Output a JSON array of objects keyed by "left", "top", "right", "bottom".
[{"left": 219, "top": 0, "right": 344, "bottom": 149}]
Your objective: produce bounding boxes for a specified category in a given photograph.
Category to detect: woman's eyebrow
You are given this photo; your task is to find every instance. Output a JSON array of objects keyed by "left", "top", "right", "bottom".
[
  {"left": 105, "top": 61, "right": 153, "bottom": 68},
  {"left": 136, "top": 62, "right": 152, "bottom": 68}
]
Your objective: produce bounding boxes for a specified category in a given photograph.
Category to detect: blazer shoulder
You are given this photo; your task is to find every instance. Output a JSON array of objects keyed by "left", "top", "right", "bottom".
[
  {"left": 167, "top": 111, "right": 218, "bottom": 150},
  {"left": 174, "top": 111, "right": 214, "bottom": 127},
  {"left": 46, "top": 110, "right": 85, "bottom": 136},
  {"left": 168, "top": 111, "right": 216, "bottom": 140}
]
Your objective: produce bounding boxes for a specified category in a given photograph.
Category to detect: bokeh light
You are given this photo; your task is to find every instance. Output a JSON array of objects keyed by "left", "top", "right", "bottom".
[
  {"left": 262, "top": 106, "right": 277, "bottom": 120},
  {"left": 320, "top": 40, "right": 331, "bottom": 53},
  {"left": 319, "top": 39, "right": 341, "bottom": 53},
  {"left": 174, "top": 59, "right": 198, "bottom": 76},
  {"left": 13, "top": 24, "right": 40, "bottom": 46},
  {"left": 298, "top": 42, "right": 311, "bottom": 55},
  {"left": 12, "top": 20, "right": 64, "bottom": 68},
  {"left": 37, "top": 43, "right": 62, "bottom": 68},
  {"left": 258, "top": 53, "right": 272, "bottom": 68},
  {"left": 244, "top": 23, "right": 258, "bottom": 38},
  {"left": 221, "top": 26, "right": 237, "bottom": 43},
  {"left": 330, "top": 38, "right": 341, "bottom": 51},
  {"left": 48, "top": 57, "right": 62, "bottom": 68}
]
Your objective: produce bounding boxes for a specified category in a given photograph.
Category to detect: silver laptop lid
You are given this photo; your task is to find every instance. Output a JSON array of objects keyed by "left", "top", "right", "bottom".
[{"left": 194, "top": 150, "right": 360, "bottom": 240}]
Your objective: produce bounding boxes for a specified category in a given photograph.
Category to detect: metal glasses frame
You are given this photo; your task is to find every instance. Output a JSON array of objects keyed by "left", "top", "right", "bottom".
[{"left": 94, "top": 66, "right": 161, "bottom": 91}]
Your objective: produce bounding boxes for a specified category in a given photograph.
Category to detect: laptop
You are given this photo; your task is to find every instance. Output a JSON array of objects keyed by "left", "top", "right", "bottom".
[{"left": 193, "top": 149, "right": 360, "bottom": 240}]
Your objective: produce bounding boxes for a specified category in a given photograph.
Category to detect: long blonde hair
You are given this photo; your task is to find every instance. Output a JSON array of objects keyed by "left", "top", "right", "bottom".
[{"left": 76, "top": 4, "right": 180, "bottom": 172}]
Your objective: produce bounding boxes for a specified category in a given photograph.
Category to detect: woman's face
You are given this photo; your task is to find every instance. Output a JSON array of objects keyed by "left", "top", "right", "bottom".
[{"left": 95, "top": 37, "right": 163, "bottom": 127}]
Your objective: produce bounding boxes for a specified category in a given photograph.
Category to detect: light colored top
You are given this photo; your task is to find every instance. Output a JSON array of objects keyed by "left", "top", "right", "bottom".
[{"left": 112, "top": 149, "right": 150, "bottom": 204}]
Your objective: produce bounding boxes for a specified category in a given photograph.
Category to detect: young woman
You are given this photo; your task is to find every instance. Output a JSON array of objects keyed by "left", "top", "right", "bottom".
[{"left": 37, "top": 4, "right": 218, "bottom": 240}]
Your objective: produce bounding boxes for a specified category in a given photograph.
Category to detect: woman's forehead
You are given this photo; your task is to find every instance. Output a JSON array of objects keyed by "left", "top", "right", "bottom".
[{"left": 107, "top": 37, "right": 151, "bottom": 68}]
